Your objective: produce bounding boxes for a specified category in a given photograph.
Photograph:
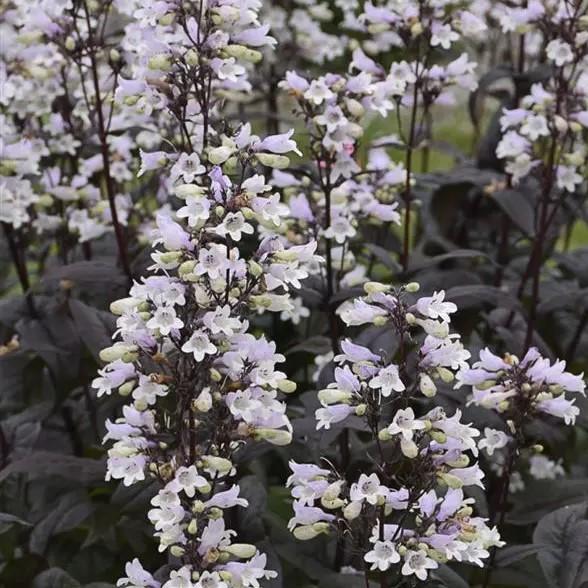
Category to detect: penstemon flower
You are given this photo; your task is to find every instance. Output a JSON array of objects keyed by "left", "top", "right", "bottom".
[
  {"left": 287, "top": 283, "right": 501, "bottom": 583},
  {"left": 94, "top": 1, "right": 320, "bottom": 586},
  {"left": 459, "top": 346, "right": 585, "bottom": 426}
]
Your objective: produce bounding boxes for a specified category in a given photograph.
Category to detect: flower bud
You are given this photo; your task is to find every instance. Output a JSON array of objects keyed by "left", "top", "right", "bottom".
[
  {"left": 355, "top": 404, "right": 367, "bottom": 417},
  {"left": 208, "top": 146, "right": 234, "bottom": 165},
  {"left": 158, "top": 251, "right": 183, "bottom": 264},
  {"left": 175, "top": 184, "right": 207, "bottom": 198},
  {"left": 419, "top": 374, "right": 437, "bottom": 397},
  {"left": 118, "top": 381, "right": 135, "bottom": 397},
  {"left": 436, "top": 367, "right": 454, "bottom": 384},
  {"left": 253, "top": 428, "right": 292, "bottom": 446},
  {"left": 110, "top": 297, "right": 141, "bottom": 315},
  {"left": 497, "top": 400, "right": 510, "bottom": 413},
  {"left": 277, "top": 379, "right": 297, "bottom": 394},
  {"left": 99, "top": 343, "right": 138, "bottom": 363},
  {"left": 429, "top": 430, "right": 447, "bottom": 444},
  {"left": 187, "top": 518, "right": 198, "bottom": 535},
  {"left": 345, "top": 98, "right": 364, "bottom": 118},
  {"left": 256, "top": 153, "right": 291, "bottom": 169},
  {"left": 158, "top": 12, "right": 174, "bottom": 26},
  {"left": 405, "top": 282, "right": 420, "bottom": 293},
  {"left": 185, "top": 48, "right": 199, "bottom": 66},
  {"left": 223, "top": 45, "right": 263, "bottom": 63},
  {"left": 210, "top": 368, "right": 222, "bottom": 382},
  {"left": 202, "top": 455, "right": 233, "bottom": 475},
  {"left": 318, "top": 388, "right": 352, "bottom": 405},
  {"left": 373, "top": 315, "right": 388, "bottom": 327},
  {"left": 364, "top": 281, "right": 390, "bottom": 294},
  {"left": 242, "top": 207, "right": 255, "bottom": 220},
  {"left": 367, "top": 23, "right": 390, "bottom": 35},
  {"left": 170, "top": 546, "right": 185, "bottom": 557},
  {"left": 343, "top": 501, "right": 362, "bottom": 521},
  {"left": 428, "top": 549, "right": 448, "bottom": 563},
  {"left": 109, "top": 48, "right": 121, "bottom": 63},
  {"left": 411, "top": 22, "right": 424, "bottom": 37},
  {"left": 192, "top": 500, "right": 205, "bottom": 514},
  {"left": 323, "top": 481, "right": 344, "bottom": 501},
  {"left": 477, "top": 379, "right": 497, "bottom": 390},
  {"left": 439, "top": 473, "right": 463, "bottom": 489},
  {"left": 293, "top": 523, "right": 329, "bottom": 541},
  {"left": 148, "top": 54, "right": 172, "bottom": 71},
  {"left": 65, "top": 37, "right": 76, "bottom": 51},
  {"left": 378, "top": 429, "right": 392, "bottom": 442},
  {"left": 134, "top": 398, "right": 148, "bottom": 412},
  {"left": 447, "top": 455, "right": 470, "bottom": 469},
  {"left": 405, "top": 312, "right": 417, "bottom": 325},
  {"left": 401, "top": 438, "right": 418, "bottom": 458},
  {"left": 457, "top": 506, "right": 473, "bottom": 517},
  {"left": 321, "top": 497, "right": 345, "bottom": 509},
  {"left": 222, "top": 543, "right": 257, "bottom": 558},
  {"left": 192, "top": 388, "right": 213, "bottom": 412},
  {"left": 248, "top": 259, "right": 263, "bottom": 278}
]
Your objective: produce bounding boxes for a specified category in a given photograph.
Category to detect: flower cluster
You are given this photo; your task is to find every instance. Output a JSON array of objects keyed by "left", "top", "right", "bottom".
[
  {"left": 94, "top": 1, "right": 322, "bottom": 586},
  {"left": 459, "top": 347, "right": 585, "bottom": 427},
  {"left": 496, "top": 2, "right": 588, "bottom": 189},
  {"left": 285, "top": 284, "right": 500, "bottom": 580},
  {"left": 277, "top": 68, "right": 406, "bottom": 289},
  {"left": 0, "top": 0, "right": 144, "bottom": 260},
  {"left": 338, "top": 284, "right": 470, "bottom": 389}
]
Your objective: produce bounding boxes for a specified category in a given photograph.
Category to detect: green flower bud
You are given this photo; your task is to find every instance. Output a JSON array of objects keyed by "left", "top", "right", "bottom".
[
  {"left": 439, "top": 473, "right": 463, "bottom": 489},
  {"left": 185, "top": 48, "right": 199, "bottom": 66},
  {"left": 222, "top": 543, "right": 257, "bottom": 558},
  {"left": 202, "top": 456, "right": 233, "bottom": 475},
  {"left": 118, "top": 381, "right": 135, "bottom": 397},
  {"left": 110, "top": 297, "right": 141, "bottom": 315},
  {"left": 208, "top": 146, "right": 234, "bottom": 165},
  {"left": 364, "top": 281, "right": 390, "bottom": 294},
  {"left": 148, "top": 54, "right": 172, "bottom": 70},
  {"left": 318, "top": 388, "right": 352, "bottom": 405},
  {"left": 174, "top": 184, "right": 207, "bottom": 198},
  {"left": 253, "top": 428, "right": 292, "bottom": 446},
  {"left": 429, "top": 430, "right": 447, "bottom": 444},
  {"left": 277, "top": 379, "right": 297, "bottom": 394},
  {"left": 179, "top": 260, "right": 197, "bottom": 277},
  {"left": 343, "top": 501, "right": 362, "bottom": 521},
  {"left": 99, "top": 343, "right": 139, "bottom": 363},
  {"left": 400, "top": 438, "right": 418, "bottom": 459},
  {"left": 419, "top": 374, "right": 437, "bottom": 398},
  {"left": 223, "top": 44, "right": 263, "bottom": 63},
  {"left": 256, "top": 153, "right": 291, "bottom": 169}
]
